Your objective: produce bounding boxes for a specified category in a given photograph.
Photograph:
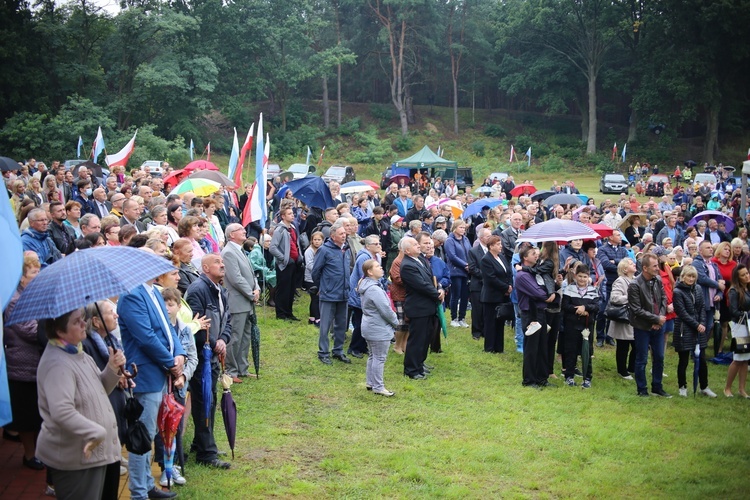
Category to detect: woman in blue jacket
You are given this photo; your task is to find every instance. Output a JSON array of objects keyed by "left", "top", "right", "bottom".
[{"left": 444, "top": 219, "right": 472, "bottom": 327}]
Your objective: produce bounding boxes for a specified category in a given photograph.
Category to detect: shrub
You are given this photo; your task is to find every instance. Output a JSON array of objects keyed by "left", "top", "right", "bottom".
[
  {"left": 369, "top": 104, "right": 395, "bottom": 121},
  {"left": 483, "top": 124, "right": 506, "bottom": 137},
  {"left": 514, "top": 134, "right": 533, "bottom": 152},
  {"left": 472, "top": 141, "right": 486, "bottom": 157},
  {"left": 337, "top": 117, "right": 361, "bottom": 136},
  {"left": 394, "top": 134, "right": 415, "bottom": 152},
  {"left": 347, "top": 126, "right": 394, "bottom": 164},
  {"left": 541, "top": 155, "right": 566, "bottom": 173}
]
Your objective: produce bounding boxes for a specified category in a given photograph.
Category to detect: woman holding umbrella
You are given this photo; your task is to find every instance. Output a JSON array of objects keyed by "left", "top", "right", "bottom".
[
  {"left": 36, "top": 307, "right": 125, "bottom": 500},
  {"left": 725, "top": 265, "right": 750, "bottom": 398},
  {"left": 672, "top": 265, "right": 715, "bottom": 397}
]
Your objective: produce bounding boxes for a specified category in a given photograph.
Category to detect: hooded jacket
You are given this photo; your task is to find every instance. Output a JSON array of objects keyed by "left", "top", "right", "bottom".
[
  {"left": 20, "top": 228, "right": 62, "bottom": 267},
  {"left": 358, "top": 277, "right": 398, "bottom": 341},
  {"left": 312, "top": 238, "right": 351, "bottom": 302},
  {"left": 348, "top": 248, "right": 383, "bottom": 309},
  {"left": 673, "top": 281, "right": 706, "bottom": 352}
]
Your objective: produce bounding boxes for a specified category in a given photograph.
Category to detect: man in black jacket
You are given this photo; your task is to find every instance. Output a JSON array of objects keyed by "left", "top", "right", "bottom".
[
  {"left": 399, "top": 237, "right": 444, "bottom": 379},
  {"left": 185, "top": 254, "right": 232, "bottom": 469},
  {"left": 47, "top": 201, "right": 76, "bottom": 255},
  {"left": 467, "top": 226, "right": 490, "bottom": 340}
]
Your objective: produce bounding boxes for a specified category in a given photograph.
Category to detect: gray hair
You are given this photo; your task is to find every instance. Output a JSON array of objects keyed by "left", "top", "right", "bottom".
[
  {"left": 330, "top": 218, "right": 348, "bottom": 234},
  {"left": 399, "top": 236, "right": 417, "bottom": 252},
  {"left": 28, "top": 208, "right": 45, "bottom": 221},
  {"left": 225, "top": 223, "right": 244, "bottom": 241},
  {"left": 408, "top": 220, "right": 422, "bottom": 232},
  {"left": 79, "top": 213, "right": 100, "bottom": 230},
  {"left": 150, "top": 205, "right": 167, "bottom": 219},
  {"left": 364, "top": 234, "right": 380, "bottom": 247},
  {"left": 431, "top": 229, "right": 448, "bottom": 243}
]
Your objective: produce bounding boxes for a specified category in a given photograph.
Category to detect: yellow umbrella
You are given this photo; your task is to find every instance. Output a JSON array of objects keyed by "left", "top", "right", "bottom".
[{"left": 169, "top": 178, "right": 222, "bottom": 197}]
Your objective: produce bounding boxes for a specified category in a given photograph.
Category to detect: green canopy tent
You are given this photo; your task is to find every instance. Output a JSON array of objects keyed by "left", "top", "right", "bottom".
[{"left": 394, "top": 146, "right": 457, "bottom": 169}]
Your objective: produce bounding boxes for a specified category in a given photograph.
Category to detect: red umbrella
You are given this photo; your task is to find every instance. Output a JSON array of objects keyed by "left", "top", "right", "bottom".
[
  {"left": 184, "top": 160, "right": 219, "bottom": 173},
  {"left": 362, "top": 180, "right": 379, "bottom": 190},
  {"left": 510, "top": 183, "right": 537, "bottom": 197},
  {"left": 162, "top": 168, "right": 187, "bottom": 188},
  {"left": 585, "top": 223, "right": 614, "bottom": 239},
  {"left": 157, "top": 376, "right": 185, "bottom": 488}
]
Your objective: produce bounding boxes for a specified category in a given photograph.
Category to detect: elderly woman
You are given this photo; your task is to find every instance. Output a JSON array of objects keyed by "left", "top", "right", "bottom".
[
  {"left": 730, "top": 237, "right": 750, "bottom": 267},
  {"left": 63, "top": 200, "right": 83, "bottom": 238},
  {"left": 36, "top": 308, "right": 125, "bottom": 500},
  {"left": 359, "top": 260, "right": 399, "bottom": 396},
  {"left": 444, "top": 219, "right": 472, "bottom": 327},
  {"left": 101, "top": 217, "right": 121, "bottom": 246},
  {"left": 172, "top": 237, "right": 200, "bottom": 296},
  {"left": 2, "top": 253, "right": 44, "bottom": 469},
  {"left": 672, "top": 265, "right": 715, "bottom": 397},
  {"left": 608, "top": 257, "right": 637, "bottom": 379},
  {"left": 177, "top": 215, "right": 206, "bottom": 267}
]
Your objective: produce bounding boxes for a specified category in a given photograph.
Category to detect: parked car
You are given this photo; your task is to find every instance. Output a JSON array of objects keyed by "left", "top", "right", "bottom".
[
  {"left": 140, "top": 160, "right": 164, "bottom": 177},
  {"left": 284, "top": 163, "right": 317, "bottom": 180},
  {"left": 266, "top": 163, "right": 281, "bottom": 180},
  {"left": 600, "top": 173, "right": 629, "bottom": 194},
  {"left": 322, "top": 165, "right": 356, "bottom": 184},
  {"left": 645, "top": 174, "right": 669, "bottom": 197},
  {"left": 693, "top": 173, "right": 716, "bottom": 187},
  {"left": 380, "top": 167, "right": 395, "bottom": 189},
  {"left": 456, "top": 167, "right": 474, "bottom": 191}
]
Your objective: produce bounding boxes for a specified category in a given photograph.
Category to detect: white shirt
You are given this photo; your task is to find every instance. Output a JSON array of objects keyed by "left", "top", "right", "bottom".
[{"left": 143, "top": 283, "right": 174, "bottom": 355}]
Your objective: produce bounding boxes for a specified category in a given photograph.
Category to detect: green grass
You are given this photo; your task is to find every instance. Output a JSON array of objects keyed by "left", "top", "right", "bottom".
[{"left": 176, "top": 295, "right": 750, "bottom": 499}]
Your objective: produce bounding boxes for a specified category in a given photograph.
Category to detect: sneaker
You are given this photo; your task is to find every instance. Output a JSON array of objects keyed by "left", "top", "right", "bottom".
[
  {"left": 458, "top": 320, "right": 469, "bottom": 328},
  {"left": 582, "top": 380, "right": 592, "bottom": 389},
  {"left": 620, "top": 373, "right": 634, "bottom": 380},
  {"left": 678, "top": 387, "right": 688, "bottom": 397},
  {"left": 120, "top": 465, "right": 127, "bottom": 476},
  {"left": 565, "top": 377, "right": 577, "bottom": 387},
  {"left": 701, "top": 387, "right": 718, "bottom": 398},
  {"left": 44, "top": 485, "right": 55, "bottom": 497},
  {"left": 450, "top": 320, "right": 460, "bottom": 327},
  {"left": 160, "top": 468, "right": 187, "bottom": 487},
  {"left": 653, "top": 389, "right": 672, "bottom": 398}
]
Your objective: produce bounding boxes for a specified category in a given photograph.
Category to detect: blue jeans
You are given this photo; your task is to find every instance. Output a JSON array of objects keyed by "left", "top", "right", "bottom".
[
  {"left": 129, "top": 386, "right": 166, "bottom": 500},
  {"left": 318, "top": 300, "right": 348, "bottom": 358},
  {"left": 514, "top": 303, "right": 523, "bottom": 352},
  {"left": 634, "top": 326, "right": 665, "bottom": 394},
  {"left": 450, "top": 276, "right": 469, "bottom": 321}
]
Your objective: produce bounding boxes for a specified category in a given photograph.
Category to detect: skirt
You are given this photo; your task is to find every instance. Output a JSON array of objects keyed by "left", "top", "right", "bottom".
[{"left": 6, "top": 380, "right": 42, "bottom": 433}]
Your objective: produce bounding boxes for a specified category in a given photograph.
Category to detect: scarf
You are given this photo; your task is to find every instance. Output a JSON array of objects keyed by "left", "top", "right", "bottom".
[{"left": 49, "top": 338, "right": 82, "bottom": 354}]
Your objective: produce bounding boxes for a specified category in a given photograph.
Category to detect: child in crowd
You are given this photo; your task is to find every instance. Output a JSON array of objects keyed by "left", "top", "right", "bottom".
[{"left": 561, "top": 265, "right": 599, "bottom": 388}]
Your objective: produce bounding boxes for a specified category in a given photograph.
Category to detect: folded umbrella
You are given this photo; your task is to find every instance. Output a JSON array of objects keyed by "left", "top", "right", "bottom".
[
  {"left": 219, "top": 357, "right": 237, "bottom": 459},
  {"left": 692, "top": 344, "right": 701, "bottom": 397},
  {"left": 251, "top": 321, "right": 261, "bottom": 377},
  {"left": 7, "top": 247, "right": 176, "bottom": 324},
  {"left": 157, "top": 376, "right": 185, "bottom": 488},
  {"left": 581, "top": 326, "right": 591, "bottom": 382},
  {"left": 201, "top": 342, "right": 213, "bottom": 427}
]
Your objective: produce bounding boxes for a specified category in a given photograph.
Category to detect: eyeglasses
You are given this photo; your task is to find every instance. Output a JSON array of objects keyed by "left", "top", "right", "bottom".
[{"left": 231, "top": 228, "right": 245, "bottom": 234}]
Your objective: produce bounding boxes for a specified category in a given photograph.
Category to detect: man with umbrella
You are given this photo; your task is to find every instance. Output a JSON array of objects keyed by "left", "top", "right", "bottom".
[
  {"left": 221, "top": 224, "right": 261, "bottom": 382},
  {"left": 119, "top": 273, "right": 187, "bottom": 499},
  {"left": 185, "top": 254, "right": 232, "bottom": 469}
]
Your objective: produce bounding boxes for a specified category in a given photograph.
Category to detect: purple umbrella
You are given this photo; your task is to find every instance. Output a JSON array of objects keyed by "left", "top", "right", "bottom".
[
  {"left": 687, "top": 210, "right": 735, "bottom": 232},
  {"left": 517, "top": 219, "right": 600, "bottom": 244}
]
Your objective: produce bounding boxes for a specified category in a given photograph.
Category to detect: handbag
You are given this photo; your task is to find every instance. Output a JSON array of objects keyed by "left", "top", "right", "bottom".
[
  {"left": 604, "top": 302, "right": 629, "bottom": 323},
  {"left": 730, "top": 314, "right": 750, "bottom": 354},
  {"left": 495, "top": 302, "right": 514, "bottom": 320},
  {"left": 123, "top": 388, "right": 152, "bottom": 455}
]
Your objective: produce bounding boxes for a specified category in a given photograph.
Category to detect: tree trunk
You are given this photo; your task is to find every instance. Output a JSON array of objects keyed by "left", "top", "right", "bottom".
[
  {"left": 628, "top": 107, "right": 638, "bottom": 143},
  {"left": 405, "top": 85, "right": 415, "bottom": 124},
  {"left": 586, "top": 67, "right": 597, "bottom": 155},
  {"left": 337, "top": 63, "right": 342, "bottom": 127},
  {"left": 703, "top": 100, "right": 720, "bottom": 165},
  {"left": 322, "top": 76, "right": 330, "bottom": 129},
  {"left": 579, "top": 98, "right": 589, "bottom": 143},
  {"left": 452, "top": 73, "right": 459, "bottom": 134}
]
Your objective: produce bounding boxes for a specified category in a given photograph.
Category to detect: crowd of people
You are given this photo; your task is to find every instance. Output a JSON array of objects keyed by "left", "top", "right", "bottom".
[{"left": 3, "top": 157, "right": 750, "bottom": 497}]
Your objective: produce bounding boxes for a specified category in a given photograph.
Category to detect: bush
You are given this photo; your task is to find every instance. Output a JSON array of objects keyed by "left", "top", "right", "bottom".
[
  {"left": 514, "top": 134, "right": 533, "bottom": 152},
  {"left": 394, "top": 134, "right": 415, "bottom": 152},
  {"left": 369, "top": 104, "right": 395, "bottom": 121},
  {"left": 271, "top": 125, "right": 325, "bottom": 160},
  {"left": 347, "top": 126, "right": 394, "bottom": 164},
  {"left": 541, "top": 155, "right": 566, "bottom": 173},
  {"left": 483, "top": 124, "right": 506, "bottom": 137},
  {"left": 337, "top": 117, "right": 361, "bottom": 136},
  {"left": 472, "top": 141, "right": 486, "bottom": 157}
]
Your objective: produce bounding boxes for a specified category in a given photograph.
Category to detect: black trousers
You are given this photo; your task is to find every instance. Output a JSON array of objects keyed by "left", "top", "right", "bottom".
[
  {"left": 304, "top": 280, "right": 320, "bottom": 319},
  {"left": 616, "top": 339, "right": 636, "bottom": 376},
  {"left": 404, "top": 315, "right": 434, "bottom": 377},
  {"left": 546, "top": 311, "right": 561, "bottom": 375},
  {"left": 470, "top": 290, "right": 484, "bottom": 339},
  {"left": 521, "top": 309, "right": 548, "bottom": 386},
  {"left": 275, "top": 263, "right": 296, "bottom": 319},
  {"left": 430, "top": 316, "right": 442, "bottom": 353},
  {"left": 563, "top": 328, "right": 593, "bottom": 380},
  {"left": 102, "top": 461, "right": 121, "bottom": 500},
  {"left": 677, "top": 348, "right": 708, "bottom": 390},
  {"left": 348, "top": 307, "right": 368, "bottom": 355},
  {"left": 189, "top": 361, "right": 220, "bottom": 462},
  {"left": 483, "top": 302, "right": 504, "bottom": 353}
]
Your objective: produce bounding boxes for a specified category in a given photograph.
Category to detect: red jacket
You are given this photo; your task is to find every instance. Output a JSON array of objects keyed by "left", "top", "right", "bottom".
[{"left": 660, "top": 267, "right": 677, "bottom": 320}]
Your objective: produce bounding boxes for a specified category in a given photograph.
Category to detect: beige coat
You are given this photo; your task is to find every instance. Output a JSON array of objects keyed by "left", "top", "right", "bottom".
[
  {"left": 608, "top": 275, "right": 635, "bottom": 341},
  {"left": 36, "top": 344, "right": 121, "bottom": 470}
]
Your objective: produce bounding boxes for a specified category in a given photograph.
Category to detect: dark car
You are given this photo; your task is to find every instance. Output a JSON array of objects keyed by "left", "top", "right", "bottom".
[
  {"left": 600, "top": 173, "right": 629, "bottom": 195},
  {"left": 380, "top": 167, "right": 395, "bottom": 189},
  {"left": 455, "top": 167, "right": 474, "bottom": 191},
  {"left": 322, "top": 165, "right": 356, "bottom": 184}
]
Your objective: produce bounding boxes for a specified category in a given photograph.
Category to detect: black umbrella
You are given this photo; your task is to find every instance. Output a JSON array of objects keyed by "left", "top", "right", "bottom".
[
  {"left": 704, "top": 165, "right": 716, "bottom": 172},
  {"left": 530, "top": 190, "right": 555, "bottom": 202},
  {"left": 0, "top": 156, "right": 20, "bottom": 171},
  {"left": 251, "top": 321, "right": 261, "bottom": 377},
  {"left": 684, "top": 160, "right": 697, "bottom": 168},
  {"left": 73, "top": 160, "right": 105, "bottom": 179},
  {"left": 713, "top": 310, "right": 722, "bottom": 357},
  {"left": 542, "top": 193, "right": 583, "bottom": 207}
]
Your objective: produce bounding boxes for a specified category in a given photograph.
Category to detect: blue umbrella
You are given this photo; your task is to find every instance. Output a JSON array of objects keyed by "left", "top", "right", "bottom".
[
  {"left": 276, "top": 177, "right": 335, "bottom": 209},
  {"left": 202, "top": 342, "right": 213, "bottom": 427},
  {"left": 7, "top": 247, "right": 176, "bottom": 324},
  {"left": 461, "top": 199, "right": 504, "bottom": 219},
  {"left": 576, "top": 194, "right": 590, "bottom": 204}
]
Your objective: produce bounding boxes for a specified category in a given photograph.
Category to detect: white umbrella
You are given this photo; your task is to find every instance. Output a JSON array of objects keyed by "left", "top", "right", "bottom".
[{"left": 517, "top": 219, "right": 600, "bottom": 243}]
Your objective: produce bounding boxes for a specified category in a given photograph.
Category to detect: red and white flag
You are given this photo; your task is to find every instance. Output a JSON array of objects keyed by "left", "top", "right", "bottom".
[
  {"left": 105, "top": 130, "right": 137, "bottom": 168},
  {"left": 206, "top": 142, "right": 211, "bottom": 161},
  {"left": 612, "top": 142, "right": 618, "bottom": 161},
  {"left": 233, "top": 124, "right": 254, "bottom": 187},
  {"left": 510, "top": 145, "right": 516, "bottom": 163}
]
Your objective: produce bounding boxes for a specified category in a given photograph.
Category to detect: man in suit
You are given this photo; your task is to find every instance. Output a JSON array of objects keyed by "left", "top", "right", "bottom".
[
  {"left": 118, "top": 268, "right": 186, "bottom": 500},
  {"left": 91, "top": 187, "right": 112, "bottom": 218},
  {"left": 497, "top": 212, "right": 523, "bottom": 261},
  {"left": 120, "top": 198, "right": 147, "bottom": 233},
  {"left": 269, "top": 206, "right": 303, "bottom": 320},
  {"left": 468, "top": 226, "right": 490, "bottom": 340},
  {"left": 221, "top": 224, "right": 260, "bottom": 382},
  {"left": 704, "top": 218, "right": 731, "bottom": 244},
  {"left": 185, "top": 254, "right": 232, "bottom": 469},
  {"left": 400, "top": 237, "right": 444, "bottom": 379}
]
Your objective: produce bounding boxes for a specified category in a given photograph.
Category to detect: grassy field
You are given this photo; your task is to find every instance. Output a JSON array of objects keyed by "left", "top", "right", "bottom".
[
  {"left": 171, "top": 167, "right": 749, "bottom": 498},
  {"left": 176, "top": 299, "right": 749, "bottom": 499}
]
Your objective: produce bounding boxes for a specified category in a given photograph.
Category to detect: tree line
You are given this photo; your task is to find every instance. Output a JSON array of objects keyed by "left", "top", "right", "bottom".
[{"left": 1, "top": 0, "right": 749, "bottom": 165}]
